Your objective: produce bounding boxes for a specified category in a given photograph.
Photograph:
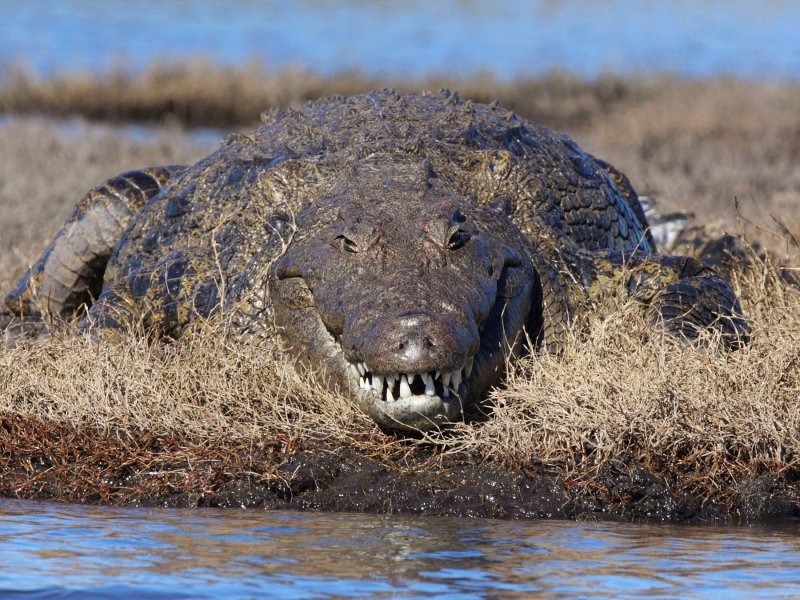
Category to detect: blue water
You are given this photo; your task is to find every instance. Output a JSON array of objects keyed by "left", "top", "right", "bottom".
[
  {"left": 1, "top": 499, "right": 799, "bottom": 599},
  {"left": 1, "top": 0, "right": 799, "bottom": 81}
]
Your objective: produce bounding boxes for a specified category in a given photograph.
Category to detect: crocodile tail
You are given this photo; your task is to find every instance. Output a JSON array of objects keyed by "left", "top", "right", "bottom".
[{"left": 3, "top": 165, "right": 187, "bottom": 321}]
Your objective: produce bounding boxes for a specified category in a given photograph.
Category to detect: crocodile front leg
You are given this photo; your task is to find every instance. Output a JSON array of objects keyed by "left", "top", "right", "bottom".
[
  {"left": 2, "top": 166, "right": 186, "bottom": 346},
  {"left": 583, "top": 250, "right": 749, "bottom": 348}
]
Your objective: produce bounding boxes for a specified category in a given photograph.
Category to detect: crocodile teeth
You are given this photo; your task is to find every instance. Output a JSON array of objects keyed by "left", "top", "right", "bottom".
[
  {"left": 399, "top": 374, "right": 412, "bottom": 399},
  {"left": 349, "top": 364, "right": 361, "bottom": 381},
  {"left": 465, "top": 356, "right": 474, "bottom": 377},
  {"left": 451, "top": 369, "right": 462, "bottom": 391},
  {"left": 346, "top": 351, "right": 479, "bottom": 402},
  {"left": 423, "top": 373, "right": 435, "bottom": 396}
]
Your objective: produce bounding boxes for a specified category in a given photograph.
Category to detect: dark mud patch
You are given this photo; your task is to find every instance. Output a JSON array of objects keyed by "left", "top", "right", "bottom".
[{"left": 1, "top": 415, "right": 797, "bottom": 524}]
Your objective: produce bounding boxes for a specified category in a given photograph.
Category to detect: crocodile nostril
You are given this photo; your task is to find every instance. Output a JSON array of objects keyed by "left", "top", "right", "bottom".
[{"left": 360, "top": 312, "right": 476, "bottom": 373}]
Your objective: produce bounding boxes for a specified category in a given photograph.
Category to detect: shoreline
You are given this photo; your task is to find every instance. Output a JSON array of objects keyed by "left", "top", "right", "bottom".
[
  {"left": 2, "top": 62, "right": 797, "bottom": 129},
  {"left": 2, "top": 415, "right": 796, "bottom": 524}
]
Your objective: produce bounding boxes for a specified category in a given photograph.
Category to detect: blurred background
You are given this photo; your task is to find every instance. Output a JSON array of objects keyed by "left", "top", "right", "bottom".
[{"left": 3, "top": 0, "right": 799, "bottom": 81}]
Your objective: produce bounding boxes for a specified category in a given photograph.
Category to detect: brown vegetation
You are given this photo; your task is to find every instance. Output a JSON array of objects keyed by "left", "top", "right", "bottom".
[
  {"left": 0, "top": 61, "right": 650, "bottom": 129},
  {"left": 0, "top": 67, "right": 799, "bottom": 521}
]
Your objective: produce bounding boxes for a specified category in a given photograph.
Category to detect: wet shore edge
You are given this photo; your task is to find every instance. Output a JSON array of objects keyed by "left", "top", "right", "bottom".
[{"left": 1, "top": 415, "right": 797, "bottom": 524}]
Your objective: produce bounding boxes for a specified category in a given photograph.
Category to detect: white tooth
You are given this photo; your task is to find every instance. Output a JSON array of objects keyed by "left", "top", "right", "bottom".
[
  {"left": 407, "top": 373, "right": 417, "bottom": 385},
  {"left": 357, "top": 363, "right": 366, "bottom": 376},
  {"left": 465, "top": 356, "right": 474, "bottom": 377},
  {"left": 424, "top": 374, "right": 436, "bottom": 396},
  {"left": 386, "top": 386, "right": 395, "bottom": 402},
  {"left": 349, "top": 364, "right": 360, "bottom": 380},
  {"left": 442, "top": 385, "right": 450, "bottom": 397},
  {"left": 435, "top": 370, "right": 441, "bottom": 380},
  {"left": 399, "top": 374, "right": 412, "bottom": 398},
  {"left": 442, "top": 371, "right": 451, "bottom": 388},
  {"left": 387, "top": 374, "right": 396, "bottom": 389},
  {"left": 452, "top": 369, "right": 462, "bottom": 391},
  {"left": 359, "top": 376, "right": 366, "bottom": 389},
  {"left": 373, "top": 374, "right": 384, "bottom": 393}
]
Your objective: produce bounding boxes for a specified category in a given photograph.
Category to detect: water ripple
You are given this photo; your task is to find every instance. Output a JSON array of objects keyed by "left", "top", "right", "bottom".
[{"left": 1, "top": 499, "right": 799, "bottom": 598}]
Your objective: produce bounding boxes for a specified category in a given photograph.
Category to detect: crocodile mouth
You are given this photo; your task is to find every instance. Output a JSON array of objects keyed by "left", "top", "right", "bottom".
[
  {"left": 345, "top": 353, "right": 475, "bottom": 403},
  {"left": 330, "top": 334, "right": 481, "bottom": 430}
]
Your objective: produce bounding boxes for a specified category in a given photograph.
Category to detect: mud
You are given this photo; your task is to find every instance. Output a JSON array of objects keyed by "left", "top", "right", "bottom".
[{"left": 2, "top": 416, "right": 796, "bottom": 524}]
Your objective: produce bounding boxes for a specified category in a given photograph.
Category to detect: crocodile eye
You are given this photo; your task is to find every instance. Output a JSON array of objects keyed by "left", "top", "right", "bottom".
[
  {"left": 447, "top": 228, "right": 471, "bottom": 250},
  {"left": 334, "top": 234, "right": 359, "bottom": 253}
]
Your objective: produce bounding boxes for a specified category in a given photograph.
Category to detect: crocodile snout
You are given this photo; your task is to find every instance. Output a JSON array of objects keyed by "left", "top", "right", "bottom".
[{"left": 358, "top": 311, "right": 478, "bottom": 375}]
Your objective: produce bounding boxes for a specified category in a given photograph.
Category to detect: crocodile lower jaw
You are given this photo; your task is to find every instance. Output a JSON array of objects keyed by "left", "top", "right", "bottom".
[{"left": 332, "top": 338, "right": 479, "bottom": 430}]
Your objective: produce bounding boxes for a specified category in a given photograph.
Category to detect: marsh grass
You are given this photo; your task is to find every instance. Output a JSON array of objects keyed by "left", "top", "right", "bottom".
[
  {"left": 0, "top": 61, "right": 649, "bottom": 129},
  {"left": 1, "top": 67, "right": 799, "bottom": 514}
]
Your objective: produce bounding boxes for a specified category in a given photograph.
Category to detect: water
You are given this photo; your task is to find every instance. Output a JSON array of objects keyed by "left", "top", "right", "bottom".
[
  {"left": 1, "top": 0, "right": 799, "bottom": 81},
  {"left": 1, "top": 499, "right": 799, "bottom": 598}
]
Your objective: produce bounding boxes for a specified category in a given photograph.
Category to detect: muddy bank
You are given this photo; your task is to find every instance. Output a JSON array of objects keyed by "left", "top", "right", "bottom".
[{"left": 2, "top": 416, "right": 797, "bottom": 524}]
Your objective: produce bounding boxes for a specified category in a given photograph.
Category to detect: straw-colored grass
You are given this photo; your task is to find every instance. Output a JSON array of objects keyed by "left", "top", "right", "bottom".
[
  {"left": 451, "top": 259, "right": 800, "bottom": 500},
  {"left": 0, "top": 61, "right": 652, "bottom": 129},
  {"left": 0, "top": 250, "right": 797, "bottom": 513}
]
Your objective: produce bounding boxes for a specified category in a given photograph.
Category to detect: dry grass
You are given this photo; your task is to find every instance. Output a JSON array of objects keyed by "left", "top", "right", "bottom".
[
  {"left": 448, "top": 258, "right": 800, "bottom": 503},
  {"left": 0, "top": 250, "right": 798, "bottom": 510},
  {"left": 1, "top": 326, "right": 362, "bottom": 440},
  {"left": 0, "top": 61, "right": 651, "bottom": 129},
  {"left": 1, "top": 68, "right": 799, "bottom": 517}
]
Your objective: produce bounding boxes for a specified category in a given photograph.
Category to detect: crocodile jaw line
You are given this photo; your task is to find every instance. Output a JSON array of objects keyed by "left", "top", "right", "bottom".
[{"left": 332, "top": 337, "right": 477, "bottom": 430}]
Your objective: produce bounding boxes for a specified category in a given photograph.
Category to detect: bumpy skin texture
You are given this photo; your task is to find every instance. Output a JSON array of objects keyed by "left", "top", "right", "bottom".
[{"left": 1, "top": 90, "right": 748, "bottom": 430}]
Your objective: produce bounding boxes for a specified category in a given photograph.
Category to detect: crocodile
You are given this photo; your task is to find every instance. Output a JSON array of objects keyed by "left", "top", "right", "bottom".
[{"left": 0, "top": 90, "right": 748, "bottom": 431}]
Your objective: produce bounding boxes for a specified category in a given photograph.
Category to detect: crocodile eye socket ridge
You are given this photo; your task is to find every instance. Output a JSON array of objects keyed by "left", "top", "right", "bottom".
[
  {"left": 334, "top": 235, "right": 359, "bottom": 253},
  {"left": 447, "top": 228, "right": 471, "bottom": 250}
]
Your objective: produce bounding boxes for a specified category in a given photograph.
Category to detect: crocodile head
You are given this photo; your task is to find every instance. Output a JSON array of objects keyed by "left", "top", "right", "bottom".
[{"left": 268, "top": 157, "right": 538, "bottom": 430}]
